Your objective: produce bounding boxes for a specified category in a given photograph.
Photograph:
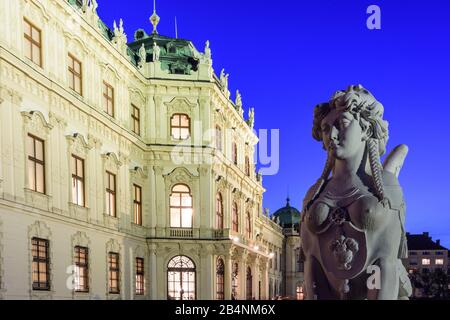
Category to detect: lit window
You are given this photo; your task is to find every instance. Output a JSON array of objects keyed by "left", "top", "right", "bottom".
[
  {"left": 216, "top": 193, "right": 224, "bottom": 230},
  {"left": 435, "top": 259, "right": 444, "bottom": 265},
  {"left": 103, "top": 81, "right": 114, "bottom": 117},
  {"left": 216, "top": 258, "right": 225, "bottom": 300},
  {"left": 105, "top": 171, "right": 116, "bottom": 217},
  {"left": 170, "top": 184, "right": 193, "bottom": 228},
  {"left": 74, "top": 246, "right": 89, "bottom": 292},
  {"left": 108, "top": 252, "right": 120, "bottom": 294},
  {"left": 131, "top": 104, "right": 140, "bottom": 135},
  {"left": 71, "top": 155, "right": 85, "bottom": 206},
  {"left": 135, "top": 257, "right": 145, "bottom": 295},
  {"left": 215, "top": 126, "right": 222, "bottom": 151},
  {"left": 31, "top": 238, "right": 50, "bottom": 290},
  {"left": 296, "top": 285, "right": 304, "bottom": 300},
  {"left": 68, "top": 54, "right": 82, "bottom": 95},
  {"left": 171, "top": 114, "right": 190, "bottom": 140},
  {"left": 133, "top": 184, "right": 142, "bottom": 225},
  {"left": 27, "top": 134, "right": 45, "bottom": 193},
  {"left": 167, "top": 256, "right": 196, "bottom": 300},
  {"left": 232, "top": 142, "right": 238, "bottom": 165},
  {"left": 422, "top": 258, "right": 431, "bottom": 265},
  {"left": 232, "top": 202, "right": 239, "bottom": 232},
  {"left": 23, "top": 19, "right": 42, "bottom": 67}
]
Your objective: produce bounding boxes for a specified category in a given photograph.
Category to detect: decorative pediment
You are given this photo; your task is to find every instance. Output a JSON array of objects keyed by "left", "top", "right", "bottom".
[
  {"left": 64, "top": 33, "right": 90, "bottom": 58},
  {"left": 100, "top": 62, "right": 120, "bottom": 82},
  {"left": 129, "top": 87, "right": 146, "bottom": 106},
  {"left": 21, "top": 111, "right": 54, "bottom": 137},
  {"left": 106, "top": 239, "right": 121, "bottom": 254},
  {"left": 67, "top": 133, "right": 92, "bottom": 157},
  {"left": 28, "top": 221, "right": 51, "bottom": 240},
  {"left": 164, "top": 167, "right": 198, "bottom": 186},
  {"left": 130, "top": 166, "right": 148, "bottom": 180},
  {"left": 21, "top": 0, "right": 50, "bottom": 24},
  {"left": 102, "top": 152, "right": 122, "bottom": 170},
  {"left": 134, "top": 245, "right": 146, "bottom": 258},
  {"left": 164, "top": 97, "right": 197, "bottom": 114},
  {"left": 71, "top": 231, "right": 90, "bottom": 248}
]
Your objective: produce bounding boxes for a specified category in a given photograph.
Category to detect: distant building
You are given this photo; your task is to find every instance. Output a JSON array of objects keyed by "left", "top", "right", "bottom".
[
  {"left": 404, "top": 232, "right": 449, "bottom": 298},
  {"left": 271, "top": 198, "right": 304, "bottom": 300}
]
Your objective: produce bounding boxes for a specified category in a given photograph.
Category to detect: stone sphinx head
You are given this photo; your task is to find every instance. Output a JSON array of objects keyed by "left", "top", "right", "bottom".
[{"left": 308, "top": 85, "right": 390, "bottom": 203}]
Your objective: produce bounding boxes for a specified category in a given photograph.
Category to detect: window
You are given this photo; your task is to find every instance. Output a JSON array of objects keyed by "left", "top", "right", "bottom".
[
  {"left": 133, "top": 184, "right": 142, "bottom": 225},
  {"left": 436, "top": 251, "right": 443, "bottom": 256},
  {"left": 27, "top": 134, "right": 45, "bottom": 193},
  {"left": 135, "top": 257, "right": 145, "bottom": 295},
  {"left": 131, "top": 104, "right": 140, "bottom": 135},
  {"left": 232, "top": 262, "right": 239, "bottom": 300},
  {"left": 215, "top": 126, "right": 222, "bottom": 151},
  {"left": 246, "top": 212, "right": 251, "bottom": 239},
  {"left": 68, "top": 54, "right": 82, "bottom": 95},
  {"left": 422, "top": 258, "right": 431, "bottom": 265},
  {"left": 232, "top": 142, "right": 238, "bottom": 165},
  {"left": 216, "top": 258, "right": 225, "bottom": 300},
  {"left": 108, "top": 252, "right": 120, "bottom": 294},
  {"left": 435, "top": 258, "right": 444, "bottom": 265},
  {"left": 171, "top": 114, "right": 190, "bottom": 140},
  {"left": 232, "top": 202, "right": 239, "bottom": 232},
  {"left": 296, "top": 285, "right": 304, "bottom": 300},
  {"left": 74, "top": 246, "right": 89, "bottom": 292},
  {"left": 105, "top": 171, "right": 116, "bottom": 217},
  {"left": 245, "top": 156, "right": 250, "bottom": 176},
  {"left": 103, "top": 81, "right": 114, "bottom": 117},
  {"left": 170, "top": 184, "right": 193, "bottom": 228},
  {"left": 71, "top": 155, "right": 85, "bottom": 206},
  {"left": 422, "top": 251, "right": 430, "bottom": 255},
  {"left": 167, "top": 256, "right": 196, "bottom": 300},
  {"left": 216, "top": 193, "right": 224, "bottom": 230},
  {"left": 23, "top": 19, "right": 42, "bottom": 67},
  {"left": 409, "top": 251, "right": 417, "bottom": 256},
  {"left": 246, "top": 267, "right": 253, "bottom": 300},
  {"left": 31, "top": 238, "right": 50, "bottom": 290}
]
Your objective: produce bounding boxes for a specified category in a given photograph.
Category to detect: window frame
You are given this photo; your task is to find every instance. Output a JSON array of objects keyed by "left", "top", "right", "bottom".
[
  {"left": 68, "top": 53, "right": 82, "bottom": 95},
  {"left": 108, "top": 252, "right": 120, "bottom": 294},
  {"left": 103, "top": 81, "right": 115, "bottom": 117},
  {"left": 216, "top": 193, "right": 224, "bottom": 230},
  {"left": 245, "top": 155, "right": 250, "bottom": 176},
  {"left": 131, "top": 104, "right": 141, "bottom": 136},
  {"left": 27, "top": 134, "right": 46, "bottom": 194},
  {"left": 71, "top": 155, "right": 85, "bottom": 207},
  {"left": 170, "top": 113, "right": 191, "bottom": 140},
  {"left": 23, "top": 18, "right": 42, "bottom": 67},
  {"left": 133, "top": 184, "right": 143, "bottom": 226},
  {"left": 246, "top": 212, "right": 252, "bottom": 239},
  {"left": 232, "top": 142, "right": 238, "bottom": 166},
  {"left": 169, "top": 184, "right": 193, "bottom": 229},
  {"left": 232, "top": 202, "right": 239, "bottom": 232},
  {"left": 74, "top": 246, "right": 89, "bottom": 293},
  {"left": 135, "top": 257, "right": 145, "bottom": 296},
  {"left": 216, "top": 258, "right": 225, "bottom": 300},
  {"left": 31, "top": 237, "right": 50, "bottom": 291},
  {"left": 105, "top": 171, "right": 117, "bottom": 217}
]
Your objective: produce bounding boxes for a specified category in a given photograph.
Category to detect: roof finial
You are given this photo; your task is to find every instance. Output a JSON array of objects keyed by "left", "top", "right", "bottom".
[
  {"left": 286, "top": 186, "right": 290, "bottom": 206},
  {"left": 150, "top": 0, "right": 160, "bottom": 34}
]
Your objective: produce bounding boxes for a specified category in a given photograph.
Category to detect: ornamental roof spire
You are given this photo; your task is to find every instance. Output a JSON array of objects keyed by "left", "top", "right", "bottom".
[{"left": 150, "top": 0, "right": 160, "bottom": 34}]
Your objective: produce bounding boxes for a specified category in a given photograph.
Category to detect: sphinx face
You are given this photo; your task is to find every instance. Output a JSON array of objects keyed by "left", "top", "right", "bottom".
[{"left": 321, "top": 109, "right": 366, "bottom": 160}]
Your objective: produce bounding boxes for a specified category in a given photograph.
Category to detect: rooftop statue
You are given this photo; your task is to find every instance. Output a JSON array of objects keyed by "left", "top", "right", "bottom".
[
  {"left": 300, "top": 85, "right": 412, "bottom": 300},
  {"left": 220, "top": 69, "right": 229, "bottom": 91},
  {"left": 204, "top": 40, "right": 212, "bottom": 61},
  {"left": 138, "top": 44, "right": 146, "bottom": 68},
  {"left": 152, "top": 42, "right": 161, "bottom": 62}
]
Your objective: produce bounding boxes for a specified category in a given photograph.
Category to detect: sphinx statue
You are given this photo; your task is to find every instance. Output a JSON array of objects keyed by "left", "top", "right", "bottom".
[{"left": 300, "top": 85, "right": 412, "bottom": 300}]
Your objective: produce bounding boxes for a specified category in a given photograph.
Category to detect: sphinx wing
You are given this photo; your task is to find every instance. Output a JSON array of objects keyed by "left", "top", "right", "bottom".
[{"left": 382, "top": 144, "right": 409, "bottom": 178}]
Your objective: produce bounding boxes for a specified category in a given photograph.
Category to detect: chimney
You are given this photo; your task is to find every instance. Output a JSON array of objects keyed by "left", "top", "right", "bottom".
[
  {"left": 423, "top": 232, "right": 429, "bottom": 238},
  {"left": 436, "top": 239, "right": 441, "bottom": 245}
]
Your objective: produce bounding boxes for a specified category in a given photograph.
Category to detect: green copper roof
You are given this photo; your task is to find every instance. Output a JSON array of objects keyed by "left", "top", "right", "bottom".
[
  {"left": 128, "top": 32, "right": 200, "bottom": 75},
  {"left": 272, "top": 198, "right": 301, "bottom": 227}
]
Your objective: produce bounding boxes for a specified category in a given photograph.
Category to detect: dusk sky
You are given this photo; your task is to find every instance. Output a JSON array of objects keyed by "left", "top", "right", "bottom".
[{"left": 97, "top": 0, "right": 450, "bottom": 247}]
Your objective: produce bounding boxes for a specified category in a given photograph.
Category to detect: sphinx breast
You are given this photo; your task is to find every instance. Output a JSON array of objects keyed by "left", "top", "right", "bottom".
[
  {"left": 306, "top": 201, "right": 331, "bottom": 233},
  {"left": 347, "top": 195, "right": 385, "bottom": 230}
]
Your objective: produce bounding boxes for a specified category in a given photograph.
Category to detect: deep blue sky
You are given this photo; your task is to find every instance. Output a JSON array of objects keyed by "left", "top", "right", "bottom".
[{"left": 97, "top": 0, "right": 450, "bottom": 247}]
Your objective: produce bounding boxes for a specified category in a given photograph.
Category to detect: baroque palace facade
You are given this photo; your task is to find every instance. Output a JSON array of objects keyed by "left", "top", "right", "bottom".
[{"left": 0, "top": 0, "right": 303, "bottom": 300}]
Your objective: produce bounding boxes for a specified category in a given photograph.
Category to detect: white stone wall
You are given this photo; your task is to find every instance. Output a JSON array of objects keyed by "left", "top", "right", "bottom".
[{"left": 0, "top": 0, "right": 282, "bottom": 300}]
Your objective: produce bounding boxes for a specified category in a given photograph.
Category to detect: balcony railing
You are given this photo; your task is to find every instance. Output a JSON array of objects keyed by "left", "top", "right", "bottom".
[{"left": 169, "top": 228, "right": 193, "bottom": 238}]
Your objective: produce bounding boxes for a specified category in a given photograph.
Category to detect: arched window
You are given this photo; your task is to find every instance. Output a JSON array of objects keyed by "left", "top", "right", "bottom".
[
  {"left": 170, "top": 184, "right": 193, "bottom": 228},
  {"left": 216, "top": 193, "right": 224, "bottom": 229},
  {"left": 232, "top": 142, "right": 238, "bottom": 165},
  {"left": 245, "top": 156, "right": 250, "bottom": 176},
  {"left": 215, "top": 126, "right": 222, "bottom": 151},
  {"left": 171, "top": 114, "right": 190, "bottom": 140},
  {"left": 216, "top": 258, "right": 225, "bottom": 300},
  {"left": 245, "top": 212, "right": 251, "bottom": 239},
  {"left": 232, "top": 202, "right": 239, "bottom": 232},
  {"left": 232, "top": 262, "right": 239, "bottom": 299},
  {"left": 246, "top": 267, "right": 253, "bottom": 300},
  {"left": 296, "top": 285, "right": 304, "bottom": 300},
  {"left": 167, "top": 256, "right": 196, "bottom": 300}
]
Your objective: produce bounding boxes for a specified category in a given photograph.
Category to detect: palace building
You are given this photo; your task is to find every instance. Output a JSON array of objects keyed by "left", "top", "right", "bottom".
[{"left": 0, "top": 0, "right": 303, "bottom": 299}]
